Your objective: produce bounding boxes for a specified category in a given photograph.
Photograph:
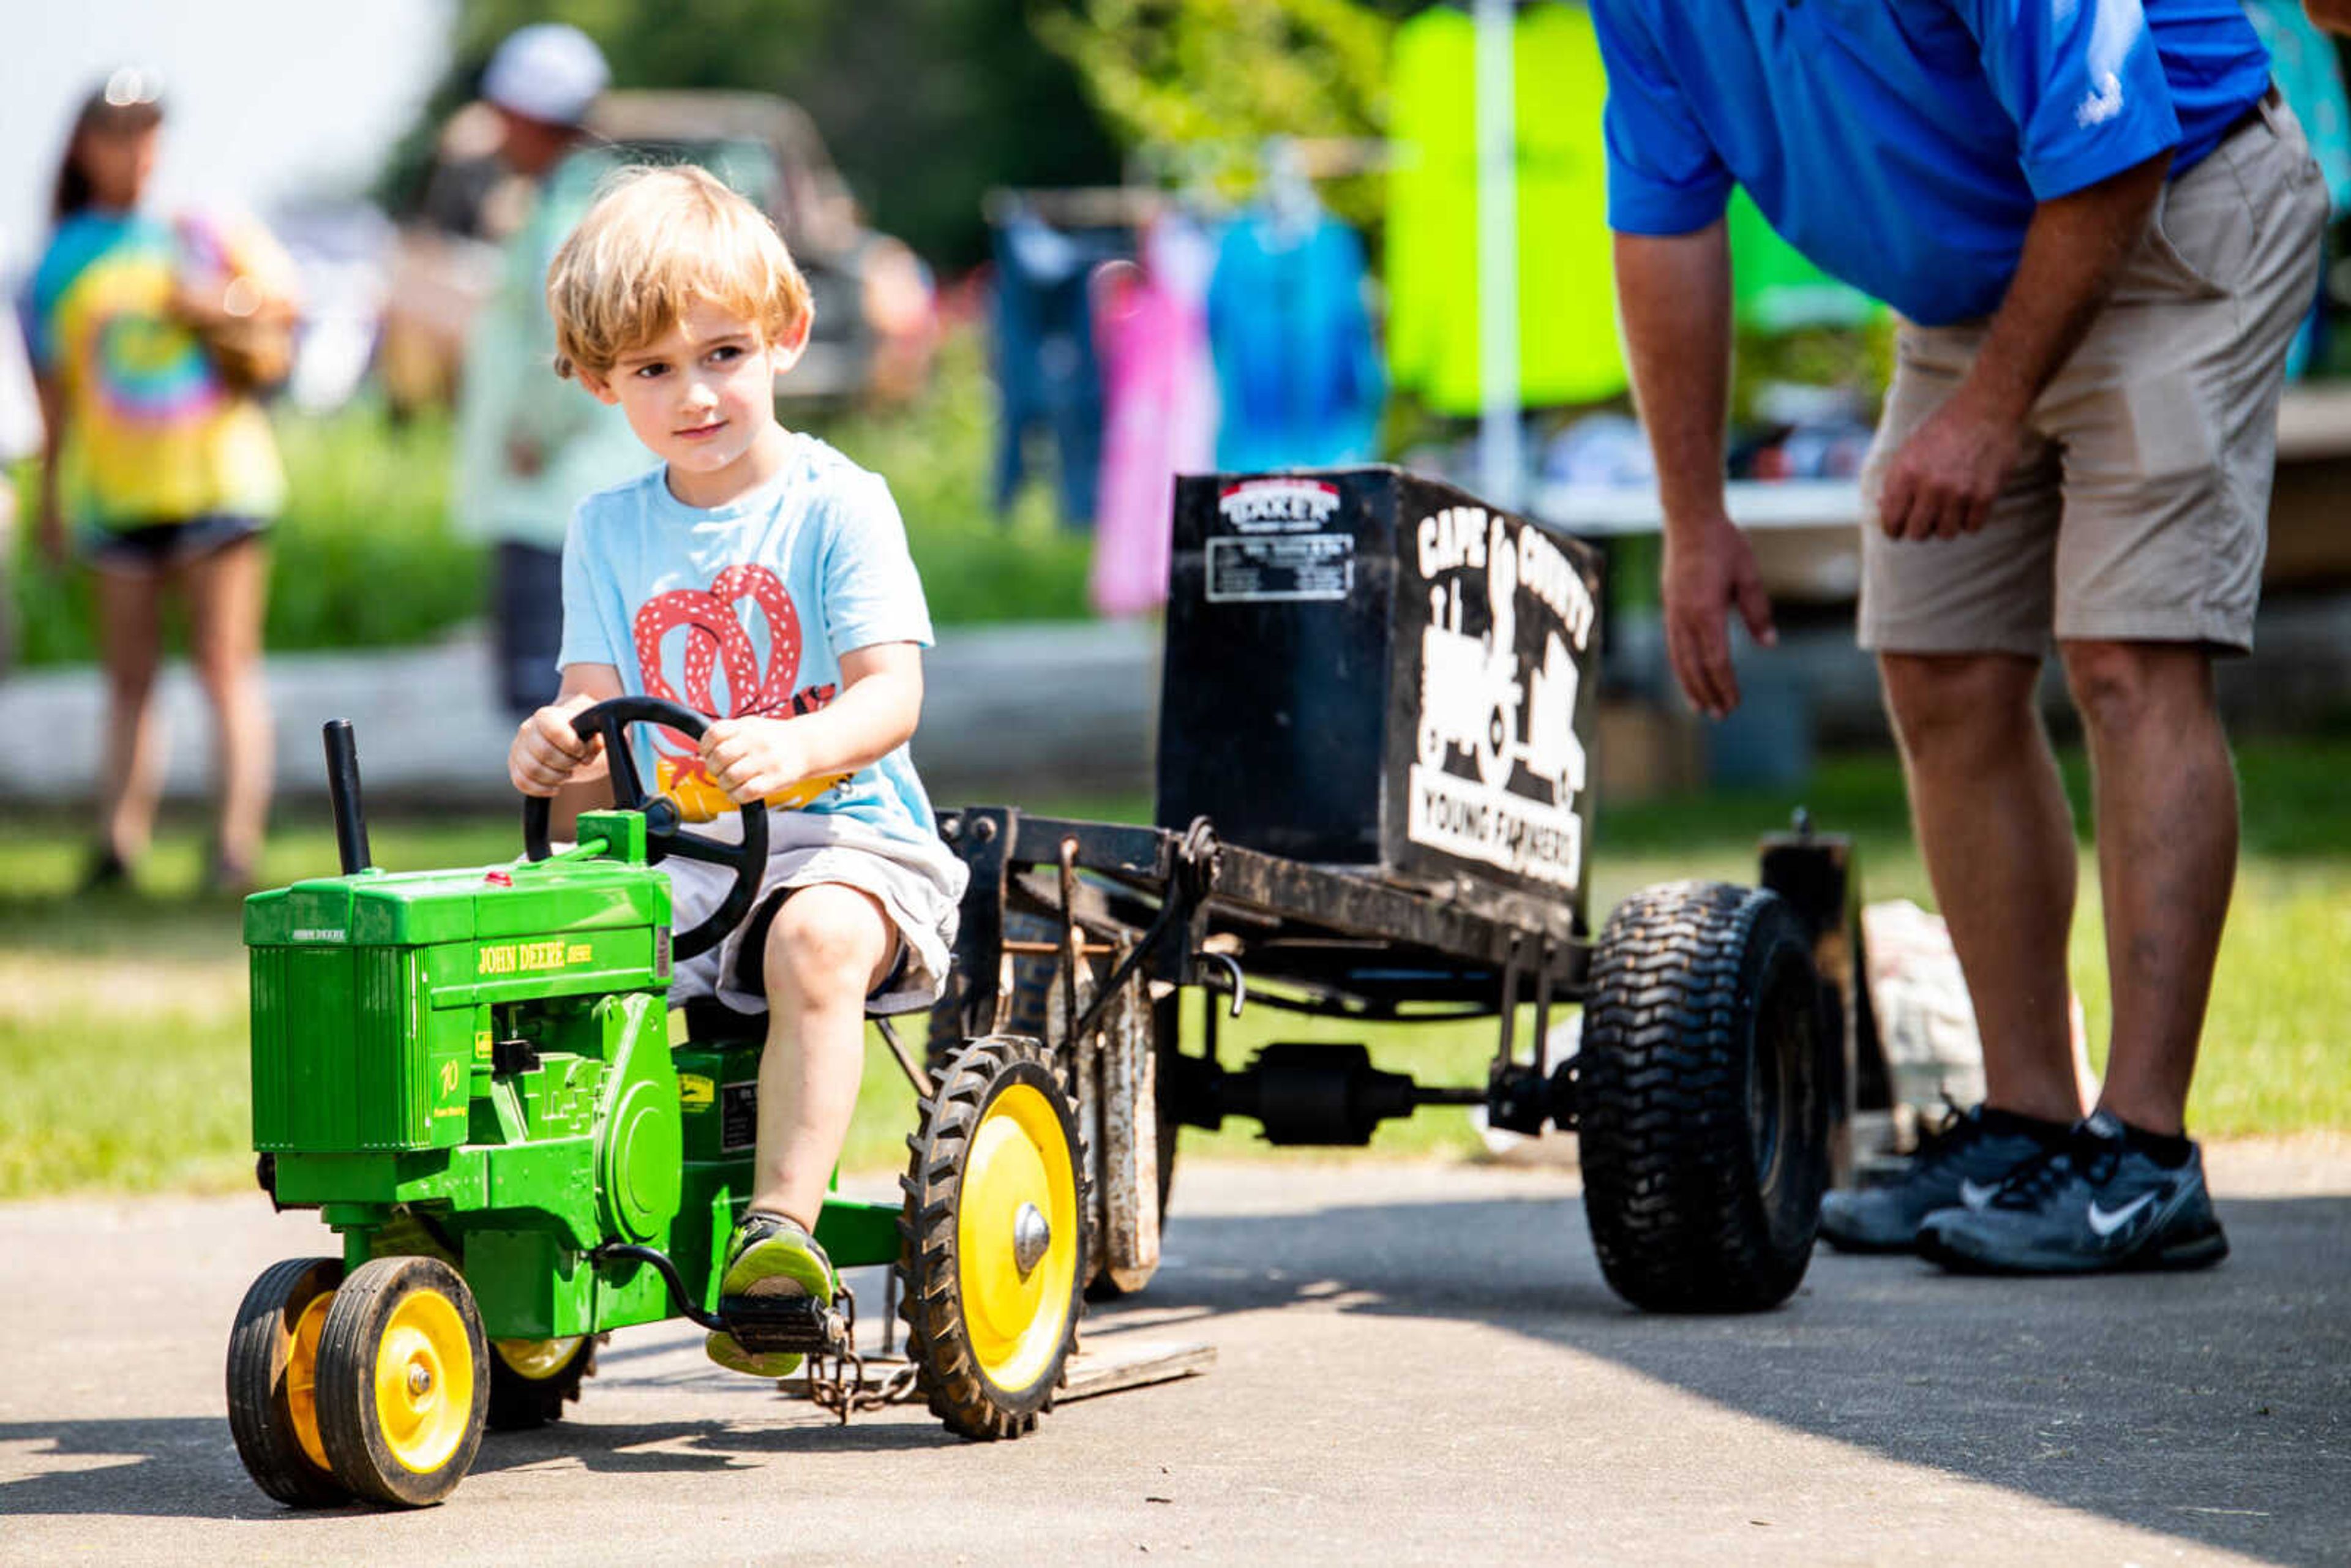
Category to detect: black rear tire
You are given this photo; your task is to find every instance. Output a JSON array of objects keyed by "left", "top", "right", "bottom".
[
  {"left": 1577, "top": 880, "right": 1827, "bottom": 1313},
  {"left": 931, "top": 910, "right": 1180, "bottom": 1300},
  {"left": 898, "top": 1035, "right": 1088, "bottom": 1440}
]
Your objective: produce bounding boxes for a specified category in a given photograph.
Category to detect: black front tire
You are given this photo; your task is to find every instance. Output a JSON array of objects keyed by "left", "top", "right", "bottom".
[
  {"left": 225, "top": 1256, "right": 350, "bottom": 1509},
  {"left": 312, "top": 1255, "right": 490, "bottom": 1507},
  {"left": 1577, "top": 880, "right": 1827, "bottom": 1313}
]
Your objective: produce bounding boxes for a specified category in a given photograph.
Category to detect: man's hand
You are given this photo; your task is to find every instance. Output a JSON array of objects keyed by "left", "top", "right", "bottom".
[
  {"left": 1663, "top": 510, "right": 1777, "bottom": 720},
  {"left": 1878, "top": 389, "right": 2026, "bottom": 541},
  {"left": 509, "top": 693, "right": 603, "bottom": 796},
  {"left": 699, "top": 716, "right": 811, "bottom": 806}
]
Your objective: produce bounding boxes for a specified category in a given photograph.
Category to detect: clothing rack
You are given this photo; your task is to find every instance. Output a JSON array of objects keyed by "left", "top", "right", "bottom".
[
  {"left": 983, "top": 186, "right": 1168, "bottom": 230},
  {"left": 986, "top": 134, "right": 1392, "bottom": 233}
]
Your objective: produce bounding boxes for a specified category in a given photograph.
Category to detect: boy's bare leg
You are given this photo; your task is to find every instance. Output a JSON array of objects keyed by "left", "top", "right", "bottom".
[
  {"left": 751, "top": 882, "right": 896, "bottom": 1229},
  {"left": 91, "top": 565, "right": 168, "bottom": 867}
]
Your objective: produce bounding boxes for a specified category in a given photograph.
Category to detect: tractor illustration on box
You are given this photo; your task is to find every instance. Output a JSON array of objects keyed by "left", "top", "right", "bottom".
[{"left": 1415, "top": 511, "right": 1586, "bottom": 802}]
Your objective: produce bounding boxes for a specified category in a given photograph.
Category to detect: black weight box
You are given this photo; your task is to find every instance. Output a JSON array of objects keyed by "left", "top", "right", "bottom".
[{"left": 1155, "top": 467, "right": 1604, "bottom": 932}]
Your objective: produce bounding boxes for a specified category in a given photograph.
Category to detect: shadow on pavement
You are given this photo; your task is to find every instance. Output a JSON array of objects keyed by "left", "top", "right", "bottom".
[
  {"left": 0, "top": 1405, "right": 953, "bottom": 1522},
  {"left": 1116, "top": 1186, "right": 2351, "bottom": 1566},
  {"left": 0, "top": 1419, "right": 307, "bottom": 1523}
]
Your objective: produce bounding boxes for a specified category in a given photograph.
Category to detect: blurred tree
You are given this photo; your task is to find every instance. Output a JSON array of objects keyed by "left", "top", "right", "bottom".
[
  {"left": 1034, "top": 0, "right": 1399, "bottom": 226},
  {"left": 1037, "top": 0, "right": 1392, "bottom": 151},
  {"left": 381, "top": 0, "right": 1125, "bottom": 269}
]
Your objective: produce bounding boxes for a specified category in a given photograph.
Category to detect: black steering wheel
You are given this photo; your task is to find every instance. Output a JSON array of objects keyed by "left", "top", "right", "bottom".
[{"left": 521, "top": 696, "right": 768, "bottom": 962}]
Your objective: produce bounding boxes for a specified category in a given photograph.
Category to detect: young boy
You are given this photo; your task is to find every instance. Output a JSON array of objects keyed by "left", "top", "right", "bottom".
[{"left": 506, "top": 165, "right": 967, "bottom": 1376}]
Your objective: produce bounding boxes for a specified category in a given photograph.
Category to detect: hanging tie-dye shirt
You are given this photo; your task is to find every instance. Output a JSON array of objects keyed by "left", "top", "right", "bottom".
[{"left": 24, "top": 208, "right": 288, "bottom": 529}]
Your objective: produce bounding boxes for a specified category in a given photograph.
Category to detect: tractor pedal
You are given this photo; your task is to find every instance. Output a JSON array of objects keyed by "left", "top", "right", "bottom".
[{"left": 717, "top": 1293, "right": 847, "bottom": 1356}]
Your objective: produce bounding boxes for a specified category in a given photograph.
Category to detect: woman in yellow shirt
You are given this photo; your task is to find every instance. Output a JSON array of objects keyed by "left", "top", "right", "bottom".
[{"left": 28, "top": 72, "right": 296, "bottom": 893}]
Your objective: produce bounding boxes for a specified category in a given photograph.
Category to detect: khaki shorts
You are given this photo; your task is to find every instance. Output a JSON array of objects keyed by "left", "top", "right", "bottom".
[{"left": 1858, "top": 90, "right": 2330, "bottom": 657}]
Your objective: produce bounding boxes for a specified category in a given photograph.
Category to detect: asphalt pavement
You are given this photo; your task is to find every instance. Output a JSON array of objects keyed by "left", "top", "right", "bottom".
[{"left": 2, "top": 1147, "right": 2346, "bottom": 1566}]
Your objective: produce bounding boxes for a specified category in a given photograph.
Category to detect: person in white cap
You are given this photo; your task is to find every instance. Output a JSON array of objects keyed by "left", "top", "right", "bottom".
[{"left": 455, "top": 22, "right": 646, "bottom": 721}]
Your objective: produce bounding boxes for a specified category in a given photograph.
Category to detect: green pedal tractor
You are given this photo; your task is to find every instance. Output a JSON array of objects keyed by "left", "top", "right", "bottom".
[
  {"left": 227, "top": 468, "right": 1868, "bottom": 1511},
  {"left": 227, "top": 702, "right": 1087, "bottom": 1507}
]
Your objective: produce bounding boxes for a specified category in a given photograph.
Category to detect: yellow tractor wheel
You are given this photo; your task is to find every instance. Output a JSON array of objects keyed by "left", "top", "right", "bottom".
[
  {"left": 312, "top": 1255, "right": 490, "bottom": 1507},
  {"left": 225, "top": 1256, "right": 350, "bottom": 1507},
  {"left": 899, "top": 1035, "right": 1087, "bottom": 1439}
]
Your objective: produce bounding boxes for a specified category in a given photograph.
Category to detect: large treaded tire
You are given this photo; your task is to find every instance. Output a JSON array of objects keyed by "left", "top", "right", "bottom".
[
  {"left": 897, "top": 1035, "right": 1088, "bottom": 1441},
  {"left": 1578, "top": 880, "right": 1827, "bottom": 1313}
]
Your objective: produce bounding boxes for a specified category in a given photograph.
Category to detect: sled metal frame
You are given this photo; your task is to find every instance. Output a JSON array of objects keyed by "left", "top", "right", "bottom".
[
  {"left": 932, "top": 805, "right": 1878, "bottom": 1169},
  {"left": 933, "top": 806, "right": 1589, "bottom": 1140}
]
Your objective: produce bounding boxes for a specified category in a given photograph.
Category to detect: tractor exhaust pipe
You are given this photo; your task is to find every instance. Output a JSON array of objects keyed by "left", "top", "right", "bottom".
[{"left": 322, "top": 719, "right": 373, "bottom": 874}]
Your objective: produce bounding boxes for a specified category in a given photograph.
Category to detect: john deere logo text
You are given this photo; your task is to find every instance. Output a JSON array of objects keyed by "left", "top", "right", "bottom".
[{"left": 478, "top": 940, "right": 593, "bottom": 975}]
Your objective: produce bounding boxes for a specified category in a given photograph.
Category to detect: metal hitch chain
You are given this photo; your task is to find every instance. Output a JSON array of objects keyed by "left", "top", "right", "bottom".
[{"left": 800, "top": 1284, "right": 920, "bottom": 1424}]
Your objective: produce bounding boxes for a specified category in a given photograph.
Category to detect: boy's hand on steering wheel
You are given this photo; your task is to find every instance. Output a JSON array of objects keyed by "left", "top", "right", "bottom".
[
  {"left": 699, "top": 716, "right": 811, "bottom": 806},
  {"left": 509, "top": 694, "right": 605, "bottom": 797}
]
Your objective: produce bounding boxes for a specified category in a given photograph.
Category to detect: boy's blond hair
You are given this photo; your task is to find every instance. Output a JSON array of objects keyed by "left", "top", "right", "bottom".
[{"left": 546, "top": 163, "right": 813, "bottom": 381}]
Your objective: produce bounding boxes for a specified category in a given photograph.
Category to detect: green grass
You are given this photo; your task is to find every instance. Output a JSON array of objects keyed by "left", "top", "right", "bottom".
[
  {"left": 9, "top": 406, "right": 473, "bottom": 669},
  {"left": 2, "top": 741, "right": 2347, "bottom": 1198}
]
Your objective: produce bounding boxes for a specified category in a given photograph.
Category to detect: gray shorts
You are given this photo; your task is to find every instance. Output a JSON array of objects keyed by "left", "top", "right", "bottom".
[
  {"left": 663, "top": 809, "right": 967, "bottom": 1018},
  {"left": 1858, "top": 90, "right": 2329, "bottom": 657}
]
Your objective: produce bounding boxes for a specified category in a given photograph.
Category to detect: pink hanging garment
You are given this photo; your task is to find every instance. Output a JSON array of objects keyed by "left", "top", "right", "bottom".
[{"left": 1089, "top": 214, "right": 1218, "bottom": 618}]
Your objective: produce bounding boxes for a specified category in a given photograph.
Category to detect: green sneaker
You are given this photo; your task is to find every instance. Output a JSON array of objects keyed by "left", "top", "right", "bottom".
[{"left": 704, "top": 1212, "right": 838, "bottom": 1378}]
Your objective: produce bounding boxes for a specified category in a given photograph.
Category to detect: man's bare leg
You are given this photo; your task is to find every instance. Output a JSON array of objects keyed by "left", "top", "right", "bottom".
[
  {"left": 2059, "top": 640, "right": 2234, "bottom": 1137},
  {"left": 1880, "top": 651, "right": 2084, "bottom": 1123}
]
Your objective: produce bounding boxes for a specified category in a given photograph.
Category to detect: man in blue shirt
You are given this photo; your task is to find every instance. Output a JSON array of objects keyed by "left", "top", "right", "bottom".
[{"left": 1595, "top": 0, "right": 2327, "bottom": 1274}]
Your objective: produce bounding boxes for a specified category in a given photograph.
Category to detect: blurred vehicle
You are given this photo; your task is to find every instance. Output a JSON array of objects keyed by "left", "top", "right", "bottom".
[{"left": 378, "top": 90, "right": 937, "bottom": 415}]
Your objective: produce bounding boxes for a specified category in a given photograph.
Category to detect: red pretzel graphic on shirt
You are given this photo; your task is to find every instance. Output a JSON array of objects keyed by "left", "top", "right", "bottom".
[{"left": 630, "top": 565, "right": 837, "bottom": 801}]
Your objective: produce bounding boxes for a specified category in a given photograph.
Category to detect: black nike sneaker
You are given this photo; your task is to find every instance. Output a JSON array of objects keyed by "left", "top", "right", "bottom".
[
  {"left": 1916, "top": 1110, "right": 2229, "bottom": 1275},
  {"left": 1818, "top": 1101, "right": 2054, "bottom": 1253}
]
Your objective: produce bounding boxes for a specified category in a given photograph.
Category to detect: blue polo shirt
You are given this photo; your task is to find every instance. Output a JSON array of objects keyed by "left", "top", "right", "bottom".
[{"left": 1594, "top": 0, "right": 2272, "bottom": 324}]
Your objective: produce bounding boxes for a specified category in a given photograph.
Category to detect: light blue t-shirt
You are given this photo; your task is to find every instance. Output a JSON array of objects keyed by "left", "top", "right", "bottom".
[
  {"left": 557, "top": 434, "right": 942, "bottom": 850},
  {"left": 1594, "top": 0, "right": 2273, "bottom": 325}
]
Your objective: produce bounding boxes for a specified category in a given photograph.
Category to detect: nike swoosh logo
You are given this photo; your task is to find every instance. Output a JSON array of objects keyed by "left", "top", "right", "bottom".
[
  {"left": 1959, "top": 1179, "right": 2000, "bottom": 1209},
  {"left": 2087, "top": 1191, "right": 2159, "bottom": 1237}
]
